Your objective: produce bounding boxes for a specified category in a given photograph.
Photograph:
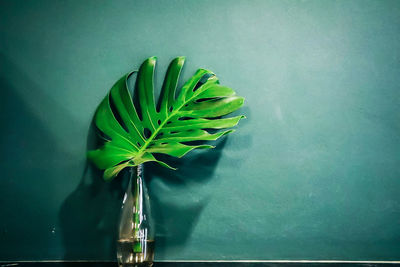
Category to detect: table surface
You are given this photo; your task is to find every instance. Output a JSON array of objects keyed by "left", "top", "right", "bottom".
[{"left": 1, "top": 262, "right": 399, "bottom": 267}]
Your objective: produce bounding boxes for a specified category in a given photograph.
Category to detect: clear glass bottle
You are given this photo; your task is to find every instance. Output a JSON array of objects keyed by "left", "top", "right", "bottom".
[{"left": 117, "top": 165, "right": 155, "bottom": 267}]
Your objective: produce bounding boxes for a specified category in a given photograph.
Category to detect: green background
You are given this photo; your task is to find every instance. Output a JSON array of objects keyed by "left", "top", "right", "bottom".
[{"left": 1, "top": 0, "right": 400, "bottom": 261}]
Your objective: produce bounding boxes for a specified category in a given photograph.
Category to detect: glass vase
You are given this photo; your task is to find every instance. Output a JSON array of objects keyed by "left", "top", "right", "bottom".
[{"left": 117, "top": 165, "right": 155, "bottom": 267}]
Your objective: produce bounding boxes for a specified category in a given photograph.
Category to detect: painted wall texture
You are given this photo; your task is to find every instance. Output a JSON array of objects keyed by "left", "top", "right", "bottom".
[{"left": 1, "top": 0, "right": 400, "bottom": 261}]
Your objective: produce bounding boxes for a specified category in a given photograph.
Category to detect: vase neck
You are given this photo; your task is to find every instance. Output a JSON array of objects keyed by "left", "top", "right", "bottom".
[
  {"left": 130, "top": 164, "right": 143, "bottom": 178},
  {"left": 128, "top": 165, "right": 146, "bottom": 218},
  {"left": 129, "top": 164, "right": 143, "bottom": 190}
]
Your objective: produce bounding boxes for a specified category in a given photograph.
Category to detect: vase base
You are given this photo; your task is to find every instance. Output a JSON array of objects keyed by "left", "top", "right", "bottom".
[
  {"left": 118, "top": 263, "right": 153, "bottom": 267},
  {"left": 117, "top": 239, "right": 154, "bottom": 267}
]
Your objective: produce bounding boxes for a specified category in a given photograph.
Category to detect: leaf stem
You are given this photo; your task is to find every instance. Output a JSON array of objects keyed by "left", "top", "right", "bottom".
[{"left": 132, "top": 166, "right": 143, "bottom": 252}]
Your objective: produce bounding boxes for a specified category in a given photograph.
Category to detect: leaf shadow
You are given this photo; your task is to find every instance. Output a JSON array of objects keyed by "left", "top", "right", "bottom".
[
  {"left": 58, "top": 119, "right": 127, "bottom": 260},
  {"left": 145, "top": 138, "right": 228, "bottom": 258}
]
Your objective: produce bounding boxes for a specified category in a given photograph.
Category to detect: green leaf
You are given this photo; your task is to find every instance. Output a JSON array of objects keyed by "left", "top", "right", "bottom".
[{"left": 88, "top": 57, "right": 245, "bottom": 180}]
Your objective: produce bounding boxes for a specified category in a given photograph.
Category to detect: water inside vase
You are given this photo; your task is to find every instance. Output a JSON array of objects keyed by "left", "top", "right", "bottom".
[{"left": 117, "top": 239, "right": 155, "bottom": 267}]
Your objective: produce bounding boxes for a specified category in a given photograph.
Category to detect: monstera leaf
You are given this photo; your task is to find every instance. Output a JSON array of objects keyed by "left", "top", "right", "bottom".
[{"left": 88, "top": 57, "right": 244, "bottom": 180}]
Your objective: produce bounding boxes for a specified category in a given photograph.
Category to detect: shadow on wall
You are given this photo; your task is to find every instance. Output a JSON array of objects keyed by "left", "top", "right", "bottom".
[
  {"left": 58, "top": 119, "right": 126, "bottom": 260},
  {"left": 145, "top": 138, "right": 227, "bottom": 258}
]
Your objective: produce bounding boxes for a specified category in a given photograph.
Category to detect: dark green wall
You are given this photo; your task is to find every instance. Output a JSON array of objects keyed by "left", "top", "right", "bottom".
[{"left": 1, "top": 0, "right": 399, "bottom": 261}]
